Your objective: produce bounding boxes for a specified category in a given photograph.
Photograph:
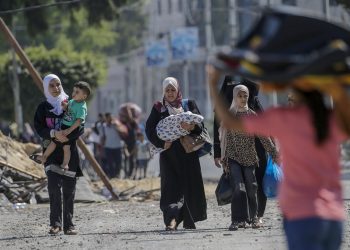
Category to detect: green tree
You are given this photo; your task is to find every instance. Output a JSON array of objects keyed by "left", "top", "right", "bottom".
[
  {"left": 0, "top": 0, "right": 130, "bottom": 36},
  {"left": 0, "top": 1, "right": 146, "bottom": 56},
  {"left": 0, "top": 46, "right": 106, "bottom": 122},
  {"left": 0, "top": 0, "right": 145, "bottom": 123}
]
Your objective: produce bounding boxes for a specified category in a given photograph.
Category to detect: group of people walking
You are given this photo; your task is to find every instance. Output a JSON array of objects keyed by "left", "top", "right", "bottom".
[
  {"left": 31, "top": 8, "right": 350, "bottom": 250},
  {"left": 86, "top": 109, "right": 151, "bottom": 180}
]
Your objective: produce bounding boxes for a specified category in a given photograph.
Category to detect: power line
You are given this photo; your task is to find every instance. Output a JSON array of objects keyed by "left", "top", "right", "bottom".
[
  {"left": 0, "top": 0, "right": 144, "bottom": 15},
  {"left": 0, "top": 0, "right": 81, "bottom": 15}
]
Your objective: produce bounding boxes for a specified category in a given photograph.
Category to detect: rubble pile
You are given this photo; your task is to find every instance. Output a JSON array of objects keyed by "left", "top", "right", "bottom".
[{"left": 0, "top": 132, "right": 46, "bottom": 205}]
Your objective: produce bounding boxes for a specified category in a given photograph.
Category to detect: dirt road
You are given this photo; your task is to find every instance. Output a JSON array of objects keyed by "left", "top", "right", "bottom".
[{"left": 1, "top": 188, "right": 350, "bottom": 250}]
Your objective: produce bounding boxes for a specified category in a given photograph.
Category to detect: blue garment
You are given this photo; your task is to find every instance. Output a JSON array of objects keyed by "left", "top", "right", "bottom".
[{"left": 283, "top": 217, "right": 343, "bottom": 250}]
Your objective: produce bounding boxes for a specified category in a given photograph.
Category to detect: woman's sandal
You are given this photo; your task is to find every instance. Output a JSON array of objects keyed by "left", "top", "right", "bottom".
[
  {"left": 165, "top": 219, "right": 177, "bottom": 231},
  {"left": 29, "top": 154, "right": 42, "bottom": 164}
]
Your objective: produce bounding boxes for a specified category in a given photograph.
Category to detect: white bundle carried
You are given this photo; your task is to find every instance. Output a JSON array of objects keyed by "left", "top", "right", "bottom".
[{"left": 150, "top": 111, "right": 204, "bottom": 156}]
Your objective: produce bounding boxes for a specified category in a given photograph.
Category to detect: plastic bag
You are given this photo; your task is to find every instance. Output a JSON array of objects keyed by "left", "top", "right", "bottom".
[{"left": 263, "top": 155, "right": 283, "bottom": 198}]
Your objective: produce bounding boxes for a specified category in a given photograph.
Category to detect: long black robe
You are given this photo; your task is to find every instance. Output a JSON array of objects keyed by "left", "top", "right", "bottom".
[{"left": 145, "top": 100, "right": 207, "bottom": 229}]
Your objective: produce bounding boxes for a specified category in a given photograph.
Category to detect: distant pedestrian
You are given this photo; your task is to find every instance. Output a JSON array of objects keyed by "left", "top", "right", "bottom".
[
  {"left": 93, "top": 113, "right": 106, "bottom": 165},
  {"left": 119, "top": 106, "right": 138, "bottom": 179},
  {"left": 134, "top": 132, "right": 151, "bottom": 179},
  {"left": 146, "top": 77, "right": 207, "bottom": 230},
  {"left": 101, "top": 113, "right": 123, "bottom": 178}
]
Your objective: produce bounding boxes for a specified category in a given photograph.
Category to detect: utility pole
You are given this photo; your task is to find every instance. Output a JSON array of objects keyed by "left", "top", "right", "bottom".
[
  {"left": 205, "top": 0, "right": 212, "bottom": 119},
  {"left": 229, "top": 0, "right": 238, "bottom": 45},
  {"left": 323, "top": 0, "right": 330, "bottom": 20},
  {"left": 10, "top": 47, "right": 24, "bottom": 135},
  {"left": 0, "top": 17, "right": 119, "bottom": 200},
  {"left": 10, "top": 20, "right": 23, "bottom": 135}
]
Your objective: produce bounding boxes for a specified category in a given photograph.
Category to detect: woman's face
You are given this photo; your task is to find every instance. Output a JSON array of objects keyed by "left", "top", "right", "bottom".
[
  {"left": 48, "top": 79, "right": 62, "bottom": 97},
  {"left": 164, "top": 85, "right": 178, "bottom": 103},
  {"left": 236, "top": 91, "right": 248, "bottom": 109}
]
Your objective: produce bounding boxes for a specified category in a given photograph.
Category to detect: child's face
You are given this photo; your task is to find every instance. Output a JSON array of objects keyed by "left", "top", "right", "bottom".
[
  {"left": 72, "top": 87, "right": 87, "bottom": 102},
  {"left": 164, "top": 85, "right": 178, "bottom": 103},
  {"left": 236, "top": 91, "right": 248, "bottom": 108}
]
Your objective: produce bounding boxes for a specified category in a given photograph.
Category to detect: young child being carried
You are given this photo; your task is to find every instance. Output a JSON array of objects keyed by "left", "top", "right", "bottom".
[{"left": 41, "top": 81, "right": 91, "bottom": 170}]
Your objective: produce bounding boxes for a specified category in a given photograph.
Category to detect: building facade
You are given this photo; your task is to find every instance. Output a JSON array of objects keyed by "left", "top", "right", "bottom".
[{"left": 88, "top": 0, "right": 350, "bottom": 123}]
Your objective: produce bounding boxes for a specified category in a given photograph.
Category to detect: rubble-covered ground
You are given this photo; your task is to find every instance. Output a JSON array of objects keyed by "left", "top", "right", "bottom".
[
  {"left": 1, "top": 183, "right": 350, "bottom": 250},
  {"left": 1, "top": 132, "right": 350, "bottom": 249}
]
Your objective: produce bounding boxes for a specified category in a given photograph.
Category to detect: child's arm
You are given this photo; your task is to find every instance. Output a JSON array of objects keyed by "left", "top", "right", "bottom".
[
  {"left": 62, "top": 119, "right": 82, "bottom": 136},
  {"left": 61, "top": 100, "right": 68, "bottom": 111},
  {"left": 207, "top": 65, "right": 245, "bottom": 131}
]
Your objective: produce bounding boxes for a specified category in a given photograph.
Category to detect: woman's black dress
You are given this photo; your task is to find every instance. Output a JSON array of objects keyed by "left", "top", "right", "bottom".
[{"left": 146, "top": 100, "right": 207, "bottom": 229}]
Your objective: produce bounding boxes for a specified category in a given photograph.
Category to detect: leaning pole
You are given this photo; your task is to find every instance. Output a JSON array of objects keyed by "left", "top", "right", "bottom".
[{"left": 0, "top": 17, "right": 119, "bottom": 200}]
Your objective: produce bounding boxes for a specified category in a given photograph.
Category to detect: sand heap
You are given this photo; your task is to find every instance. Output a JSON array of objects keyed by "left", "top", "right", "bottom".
[{"left": 0, "top": 132, "right": 45, "bottom": 179}]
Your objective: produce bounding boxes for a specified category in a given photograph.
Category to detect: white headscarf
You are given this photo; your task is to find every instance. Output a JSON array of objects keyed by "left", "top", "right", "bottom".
[
  {"left": 162, "top": 77, "right": 184, "bottom": 115},
  {"left": 229, "top": 85, "right": 249, "bottom": 113},
  {"left": 219, "top": 84, "right": 250, "bottom": 161},
  {"left": 43, "top": 74, "right": 68, "bottom": 115}
]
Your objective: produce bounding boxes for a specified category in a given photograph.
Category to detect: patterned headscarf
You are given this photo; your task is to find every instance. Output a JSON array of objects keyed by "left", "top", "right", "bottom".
[
  {"left": 219, "top": 84, "right": 250, "bottom": 161},
  {"left": 162, "top": 77, "right": 184, "bottom": 115},
  {"left": 43, "top": 74, "right": 68, "bottom": 115}
]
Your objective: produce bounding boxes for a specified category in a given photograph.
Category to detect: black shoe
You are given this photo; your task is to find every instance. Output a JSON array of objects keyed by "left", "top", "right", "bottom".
[
  {"left": 64, "top": 227, "right": 78, "bottom": 235},
  {"left": 49, "top": 226, "right": 61, "bottom": 235},
  {"left": 229, "top": 222, "right": 239, "bottom": 231},
  {"left": 238, "top": 221, "right": 246, "bottom": 228},
  {"left": 184, "top": 224, "right": 196, "bottom": 229}
]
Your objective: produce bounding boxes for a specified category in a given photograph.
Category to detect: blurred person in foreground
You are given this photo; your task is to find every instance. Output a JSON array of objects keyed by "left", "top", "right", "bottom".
[{"left": 207, "top": 7, "right": 350, "bottom": 249}]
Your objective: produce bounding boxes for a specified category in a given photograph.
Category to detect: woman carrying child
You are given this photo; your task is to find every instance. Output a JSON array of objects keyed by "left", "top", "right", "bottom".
[
  {"left": 33, "top": 74, "right": 83, "bottom": 235},
  {"left": 145, "top": 77, "right": 207, "bottom": 230}
]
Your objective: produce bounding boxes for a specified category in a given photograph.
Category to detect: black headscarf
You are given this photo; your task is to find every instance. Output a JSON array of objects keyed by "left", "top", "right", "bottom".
[{"left": 219, "top": 76, "right": 263, "bottom": 113}]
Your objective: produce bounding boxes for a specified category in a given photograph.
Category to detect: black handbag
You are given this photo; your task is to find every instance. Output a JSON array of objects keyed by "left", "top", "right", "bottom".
[
  {"left": 197, "top": 126, "right": 212, "bottom": 157},
  {"left": 215, "top": 173, "right": 233, "bottom": 206}
]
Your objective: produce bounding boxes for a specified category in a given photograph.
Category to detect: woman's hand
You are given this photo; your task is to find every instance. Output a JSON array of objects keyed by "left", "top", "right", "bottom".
[
  {"left": 214, "top": 158, "right": 222, "bottom": 168},
  {"left": 54, "top": 130, "right": 69, "bottom": 143},
  {"left": 164, "top": 141, "right": 172, "bottom": 150},
  {"left": 181, "top": 122, "right": 195, "bottom": 131}
]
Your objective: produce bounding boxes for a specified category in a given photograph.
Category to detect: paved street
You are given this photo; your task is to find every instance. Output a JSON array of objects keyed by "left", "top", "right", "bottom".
[{"left": 1, "top": 156, "right": 350, "bottom": 250}]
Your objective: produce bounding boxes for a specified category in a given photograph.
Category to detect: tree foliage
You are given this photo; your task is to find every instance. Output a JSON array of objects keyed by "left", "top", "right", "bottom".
[
  {"left": 0, "top": 0, "right": 130, "bottom": 36},
  {"left": 0, "top": 46, "right": 106, "bottom": 122},
  {"left": 0, "top": 0, "right": 146, "bottom": 123},
  {"left": 0, "top": 1, "right": 146, "bottom": 55}
]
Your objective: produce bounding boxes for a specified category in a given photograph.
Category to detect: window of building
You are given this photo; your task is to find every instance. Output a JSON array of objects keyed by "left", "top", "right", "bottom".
[
  {"left": 168, "top": 0, "right": 172, "bottom": 14},
  {"left": 282, "top": 0, "right": 297, "bottom": 6},
  {"left": 158, "top": 0, "right": 162, "bottom": 15}
]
